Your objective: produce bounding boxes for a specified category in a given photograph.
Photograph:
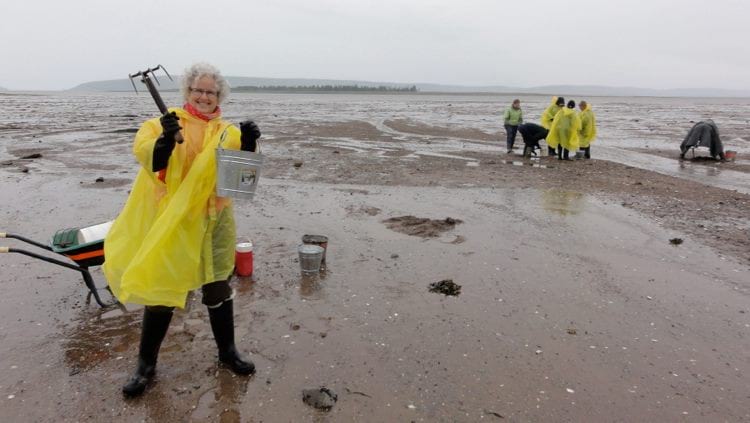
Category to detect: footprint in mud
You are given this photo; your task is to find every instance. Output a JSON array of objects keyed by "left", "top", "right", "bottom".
[
  {"left": 383, "top": 215, "right": 462, "bottom": 238},
  {"left": 447, "top": 235, "right": 466, "bottom": 244},
  {"left": 302, "top": 387, "right": 338, "bottom": 411}
]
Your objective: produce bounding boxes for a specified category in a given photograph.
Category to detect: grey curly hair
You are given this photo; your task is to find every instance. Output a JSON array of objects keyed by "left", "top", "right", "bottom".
[{"left": 180, "top": 62, "right": 231, "bottom": 104}]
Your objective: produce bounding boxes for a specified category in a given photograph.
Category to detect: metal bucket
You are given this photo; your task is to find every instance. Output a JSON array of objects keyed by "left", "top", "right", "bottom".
[
  {"left": 302, "top": 234, "right": 328, "bottom": 266},
  {"left": 298, "top": 244, "right": 324, "bottom": 275},
  {"left": 216, "top": 133, "right": 264, "bottom": 200}
]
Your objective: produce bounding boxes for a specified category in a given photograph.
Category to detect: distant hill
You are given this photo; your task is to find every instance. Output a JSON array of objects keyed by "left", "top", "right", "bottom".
[
  {"left": 70, "top": 77, "right": 750, "bottom": 98},
  {"left": 0, "top": 86, "right": 7, "bottom": 91},
  {"left": 70, "top": 76, "right": 416, "bottom": 92}
]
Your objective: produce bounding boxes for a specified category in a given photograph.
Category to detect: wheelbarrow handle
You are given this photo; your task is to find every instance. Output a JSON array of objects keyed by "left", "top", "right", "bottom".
[{"left": 2, "top": 247, "right": 116, "bottom": 308}]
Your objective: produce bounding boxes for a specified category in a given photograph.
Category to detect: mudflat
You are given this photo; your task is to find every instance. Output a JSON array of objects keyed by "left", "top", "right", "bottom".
[{"left": 0, "top": 92, "right": 748, "bottom": 422}]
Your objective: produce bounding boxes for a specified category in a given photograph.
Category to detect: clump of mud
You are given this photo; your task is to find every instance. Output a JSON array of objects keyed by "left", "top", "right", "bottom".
[
  {"left": 346, "top": 205, "right": 381, "bottom": 217},
  {"left": 383, "top": 215, "right": 462, "bottom": 238},
  {"left": 669, "top": 237, "right": 684, "bottom": 245},
  {"left": 429, "top": 279, "right": 462, "bottom": 296}
]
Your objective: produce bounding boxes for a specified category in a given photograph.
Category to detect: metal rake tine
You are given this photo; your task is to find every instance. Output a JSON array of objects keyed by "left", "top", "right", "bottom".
[
  {"left": 128, "top": 74, "right": 139, "bottom": 93},
  {"left": 159, "top": 65, "right": 174, "bottom": 81}
]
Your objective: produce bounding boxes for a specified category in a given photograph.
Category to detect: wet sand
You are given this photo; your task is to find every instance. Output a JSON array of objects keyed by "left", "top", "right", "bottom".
[{"left": 1, "top": 92, "right": 749, "bottom": 422}]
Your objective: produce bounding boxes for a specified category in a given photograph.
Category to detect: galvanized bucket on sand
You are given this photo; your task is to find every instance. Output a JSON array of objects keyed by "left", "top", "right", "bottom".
[
  {"left": 216, "top": 131, "right": 264, "bottom": 200},
  {"left": 298, "top": 244, "right": 324, "bottom": 275}
]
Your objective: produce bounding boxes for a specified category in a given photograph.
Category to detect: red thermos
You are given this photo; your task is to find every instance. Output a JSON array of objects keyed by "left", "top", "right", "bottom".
[{"left": 235, "top": 242, "right": 254, "bottom": 277}]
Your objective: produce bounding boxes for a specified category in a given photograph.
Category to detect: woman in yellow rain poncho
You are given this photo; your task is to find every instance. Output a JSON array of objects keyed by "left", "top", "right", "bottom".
[
  {"left": 577, "top": 100, "right": 597, "bottom": 159},
  {"left": 546, "top": 100, "right": 581, "bottom": 160},
  {"left": 540, "top": 96, "right": 565, "bottom": 155},
  {"left": 104, "top": 63, "right": 260, "bottom": 397}
]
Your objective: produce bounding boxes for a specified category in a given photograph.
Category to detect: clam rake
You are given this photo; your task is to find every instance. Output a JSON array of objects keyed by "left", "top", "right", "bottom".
[{"left": 1, "top": 222, "right": 118, "bottom": 307}]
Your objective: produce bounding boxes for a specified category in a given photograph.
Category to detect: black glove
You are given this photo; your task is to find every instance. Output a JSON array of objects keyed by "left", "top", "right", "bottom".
[
  {"left": 240, "top": 120, "right": 261, "bottom": 152},
  {"left": 160, "top": 112, "right": 181, "bottom": 143},
  {"left": 152, "top": 112, "right": 181, "bottom": 172}
]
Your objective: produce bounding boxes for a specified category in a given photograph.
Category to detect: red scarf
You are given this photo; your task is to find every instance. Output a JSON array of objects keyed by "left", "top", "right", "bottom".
[
  {"left": 157, "top": 104, "right": 222, "bottom": 182},
  {"left": 184, "top": 102, "right": 222, "bottom": 121}
]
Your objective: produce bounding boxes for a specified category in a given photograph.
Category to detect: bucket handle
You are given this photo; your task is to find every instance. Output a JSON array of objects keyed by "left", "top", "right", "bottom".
[
  {"left": 217, "top": 127, "right": 230, "bottom": 151},
  {"left": 216, "top": 125, "right": 262, "bottom": 154}
]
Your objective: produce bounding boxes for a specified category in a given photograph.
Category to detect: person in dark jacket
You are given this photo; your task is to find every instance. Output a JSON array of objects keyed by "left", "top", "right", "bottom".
[
  {"left": 679, "top": 119, "right": 725, "bottom": 160},
  {"left": 518, "top": 122, "right": 549, "bottom": 157}
]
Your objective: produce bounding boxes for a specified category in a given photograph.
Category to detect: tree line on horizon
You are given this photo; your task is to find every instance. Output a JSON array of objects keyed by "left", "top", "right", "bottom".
[{"left": 234, "top": 84, "right": 418, "bottom": 93}]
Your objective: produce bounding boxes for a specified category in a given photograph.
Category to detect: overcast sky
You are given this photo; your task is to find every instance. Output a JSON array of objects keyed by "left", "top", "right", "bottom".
[{"left": 2, "top": 0, "right": 748, "bottom": 90}]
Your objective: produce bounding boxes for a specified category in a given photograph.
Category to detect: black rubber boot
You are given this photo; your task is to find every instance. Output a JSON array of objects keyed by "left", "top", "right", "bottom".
[
  {"left": 122, "top": 307, "right": 173, "bottom": 397},
  {"left": 563, "top": 148, "right": 570, "bottom": 160},
  {"left": 548, "top": 146, "right": 555, "bottom": 156},
  {"left": 557, "top": 145, "right": 563, "bottom": 160},
  {"left": 208, "top": 300, "right": 255, "bottom": 375},
  {"left": 583, "top": 147, "right": 591, "bottom": 159}
]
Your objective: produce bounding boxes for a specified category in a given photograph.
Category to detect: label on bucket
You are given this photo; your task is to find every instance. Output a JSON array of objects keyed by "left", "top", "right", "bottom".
[{"left": 240, "top": 169, "right": 257, "bottom": 186}]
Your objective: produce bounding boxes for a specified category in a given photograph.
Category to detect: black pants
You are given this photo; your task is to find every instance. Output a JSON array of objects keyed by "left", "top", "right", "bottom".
[
  {"left": 504, "top": 125, "right": 518, "bottom": 150},
  {"left": 146, "top": 280, "right": 233, "bottom": 312}
]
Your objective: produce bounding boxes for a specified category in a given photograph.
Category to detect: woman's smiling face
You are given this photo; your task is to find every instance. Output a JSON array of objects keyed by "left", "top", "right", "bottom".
[{"left": 187, "top": 76, "right": 219, "bottom": 114}]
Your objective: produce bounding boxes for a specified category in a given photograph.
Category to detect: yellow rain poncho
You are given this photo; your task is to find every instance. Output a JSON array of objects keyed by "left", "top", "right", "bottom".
[
  {"left": 578, "top": 104, "right": 597, "bottom": 148},
  {"left": 103, "top": 108, "right": 244, "bottom": 308},
  {"left": 540, "top": 97, "right": 562, "bottom": 130},
  {"left": 546, "top": 108, "right": 581, "bottom": 152}
]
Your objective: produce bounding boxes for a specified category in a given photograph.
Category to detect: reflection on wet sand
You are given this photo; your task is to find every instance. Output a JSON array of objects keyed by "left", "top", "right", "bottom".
[
  {"left": 541, "top": 190, "right": 586, "bottom": 216},
  {"left": 299, "top": 271, "right": 328, "bottom": 300},
  {"left": 63, "top": 305, "right": 140, "bottom": 374},
  {"left": 189, "top": 370, "right": 249, "bottom": 423},
  {"left": 598, "top": 146, "right": 749, "bottom": 193}
]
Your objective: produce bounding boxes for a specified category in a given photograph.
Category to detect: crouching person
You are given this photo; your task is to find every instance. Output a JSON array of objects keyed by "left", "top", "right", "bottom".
[
  {"left": 679, "top": 119, "right": 725, "bottom": 160},
  {"left": 103, "top": 62, "right": 261, "bottom": 397},
  {"left": 518, "top": 123, "right": 549, "bottom": 157}
]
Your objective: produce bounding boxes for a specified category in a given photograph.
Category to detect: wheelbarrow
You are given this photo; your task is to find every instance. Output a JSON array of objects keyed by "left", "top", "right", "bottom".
[{"left": 1, "top": 221, "right": 117, "bottom": 307}]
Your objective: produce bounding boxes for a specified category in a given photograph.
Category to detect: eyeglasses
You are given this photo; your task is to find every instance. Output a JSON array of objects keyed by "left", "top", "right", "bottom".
[{"left": 189, "top": 88, "right": 218, "bottom": 98}]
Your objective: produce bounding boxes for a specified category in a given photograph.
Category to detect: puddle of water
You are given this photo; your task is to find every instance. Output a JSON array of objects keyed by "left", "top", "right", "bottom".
[
  {"left": 596, "top": 146, "right": 750, "bottom": 194},
  {"left": 540, "top": 189, "right": 586, "bottom": 215},
  {"left": 504, "top": 160, "right": 551, "bottom": 169}
]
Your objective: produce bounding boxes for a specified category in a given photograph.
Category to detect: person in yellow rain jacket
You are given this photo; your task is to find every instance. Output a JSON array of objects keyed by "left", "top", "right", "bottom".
[
  {"left": 540, "top": 96, "right": 565, "bottom": 155},
  {"left": 546, "top": 100, "right": 581, "bottom": 160},
  {"left": 104, "top": 63, "right": 261, "bottom": 397},
  {"left": 577, "top": 101, "right": 597, "bottom": 159}
]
